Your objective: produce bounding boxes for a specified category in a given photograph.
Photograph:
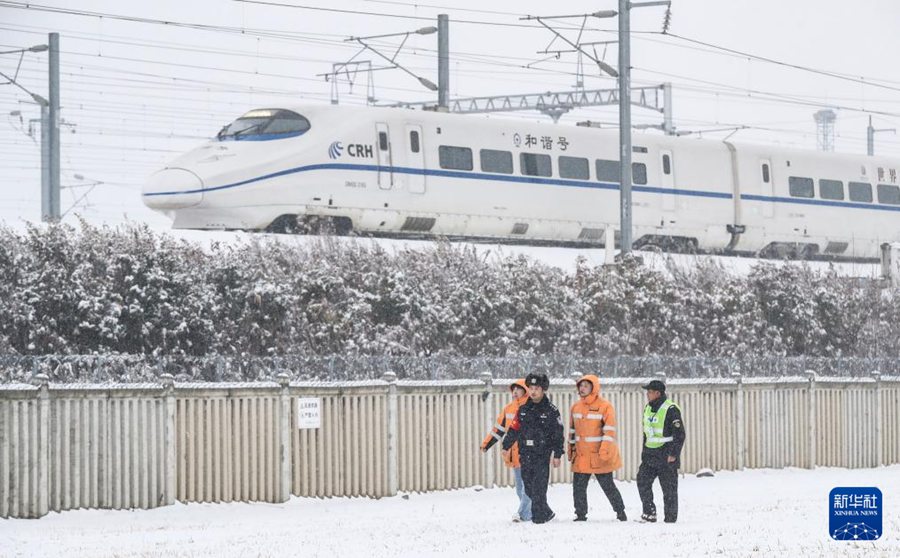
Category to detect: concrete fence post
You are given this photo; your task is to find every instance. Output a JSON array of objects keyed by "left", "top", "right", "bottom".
[
  {"left": 383, "top": 371, "right": 398, "bottom": 496},
  {"left": 480, "top": 371, "right": 494, "bottom": 488},
  {"left": 732, "top": 372, "right": 745, "bottom": 470},
  {"left": 33, "top": 373, "right": 50, "bottom": 518},
  {"left": 805, "top": 370, "right": 816, "bottom": 469},
  {"left": 277, "top": 372, "right": 292, "bottom": 503},
  {"left": 160, "top": 373, "right": 176, "bottom": 505},
  {"left": 873, "top": 371, "right": 883, "bottom": 467}
]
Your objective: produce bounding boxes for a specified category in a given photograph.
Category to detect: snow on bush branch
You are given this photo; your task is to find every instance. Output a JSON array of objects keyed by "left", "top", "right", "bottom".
[{"left": 1, "top": 221, "right": 898, "bottom": 361}]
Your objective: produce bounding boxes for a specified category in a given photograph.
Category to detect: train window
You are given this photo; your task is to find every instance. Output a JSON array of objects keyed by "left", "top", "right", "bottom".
[
  {"left": 662, "top": 154, "right": 672, "bottom": 175},
  {"left": 596, "top": 159, "right": 619, "bottom": 182},
  {"left": 520, "top": 153, "right": 552, "bottom": 177},
  {"left": 788, "top": 176, "right": 814, "bottom": 198},
  {"left": 409, "top": 131, "right": 420, "bottom": 153},
  {"left": 594, "top": 159, "right": 647, "bottom": 184},
  {"left": 559, "top": 156, "right": 590, "bottom": 180},
  {"left": 849, "top": 182, "right": 873, "bottom": 203},
  {"left": 633, "top": 146, "right": 648, "bottom": 154},
  {"left": 632, "top": 162, "right": 648, "bottom": 185},
  {"left": 762, "top": 164, "right": 770, "bottom": 183},
  {"left": 439, "top": 145, "right": 473, "bottom": 171},
  {"left": 819, "top": 179, "right": 844, "bottom": 201},
  {"left": 379, "top": 132, "right": 389, "bottom": 151},
  {"left": 217, "top": 108, "right": 310, "bottom": 141},
  {"left": 877, "top": 183, "right": 900, "bottom": 205},
  {"left": 480, "top": 149, "right": 513, "bottom": 174}
]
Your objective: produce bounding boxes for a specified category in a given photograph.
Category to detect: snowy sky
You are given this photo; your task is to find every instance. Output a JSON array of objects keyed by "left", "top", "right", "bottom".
[{"left": 2, "top": 0, "right": 900, "bottom": 228}]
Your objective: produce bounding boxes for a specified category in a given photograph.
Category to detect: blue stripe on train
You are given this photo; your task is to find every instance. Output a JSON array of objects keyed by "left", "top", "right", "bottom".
[
  {"left": 142, "top": 162, "right": 731, "bottom": 200},
  {"left": 143, "top": 162, "right": 900, "bottom": 212}
]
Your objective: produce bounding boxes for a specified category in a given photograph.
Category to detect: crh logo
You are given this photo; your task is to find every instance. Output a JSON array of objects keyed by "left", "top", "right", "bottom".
[{"left": 328, "top": 141, "right": 343, "bottom": 159}]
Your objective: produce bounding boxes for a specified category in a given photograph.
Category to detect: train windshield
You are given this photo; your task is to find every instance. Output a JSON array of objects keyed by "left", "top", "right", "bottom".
[{"left": 216, "top": 109, "right": 311, "bottom": 141}]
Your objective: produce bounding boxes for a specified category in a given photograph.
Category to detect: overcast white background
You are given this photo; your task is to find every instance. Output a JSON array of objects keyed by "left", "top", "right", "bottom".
[{"left": 2, "top": 0, "right": 900, "bottom": 229}]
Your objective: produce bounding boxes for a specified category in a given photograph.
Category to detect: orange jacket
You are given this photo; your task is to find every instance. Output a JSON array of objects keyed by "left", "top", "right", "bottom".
[
  {"left": 481, "top": 379, "right": 529, "bottom": 468},
  {"left": 568, "top": 374, "right": 622, "bottom": 474}
]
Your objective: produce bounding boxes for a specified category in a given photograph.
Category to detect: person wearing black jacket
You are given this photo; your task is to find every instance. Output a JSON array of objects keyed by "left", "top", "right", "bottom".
[
  {"left": 502, "top": 373, "right": 564, "bottom": 524},
  {"left": 637, "top": 379, "right": 686, "bottom": 524}
]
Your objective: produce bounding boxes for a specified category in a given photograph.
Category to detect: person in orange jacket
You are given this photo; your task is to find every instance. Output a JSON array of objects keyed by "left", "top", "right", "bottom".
[
  {"left": 568, "top": 374, "right": 627, "bottom": 522},
  {"left": 481, "top": 378, "right": 532, "bottom": 522}
]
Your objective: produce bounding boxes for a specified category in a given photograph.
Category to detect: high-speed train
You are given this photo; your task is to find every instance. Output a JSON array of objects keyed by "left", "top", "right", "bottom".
[{"left": 143, "top": 104, "right": 900, "bottom": 259}]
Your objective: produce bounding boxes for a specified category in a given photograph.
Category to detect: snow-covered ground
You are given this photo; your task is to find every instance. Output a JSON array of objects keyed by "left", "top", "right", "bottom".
[{"left": 3, "top": 466, "right": 897, "bottom": 557}]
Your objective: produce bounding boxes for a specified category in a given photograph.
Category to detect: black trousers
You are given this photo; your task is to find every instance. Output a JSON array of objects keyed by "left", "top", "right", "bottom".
[
  {"left": 636, "top": 459, "right": 678, "bottom": 520},
  {"left": 573, "top": 472, "right": 625, "bottom": 518},
  {"left": 520, "top": 452, "right": 554, "bottom": 522}
]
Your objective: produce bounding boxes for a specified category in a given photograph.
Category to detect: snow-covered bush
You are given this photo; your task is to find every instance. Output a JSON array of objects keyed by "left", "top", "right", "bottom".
[{"left": 0, "top": 222, "right": 897, "bottom": 376}]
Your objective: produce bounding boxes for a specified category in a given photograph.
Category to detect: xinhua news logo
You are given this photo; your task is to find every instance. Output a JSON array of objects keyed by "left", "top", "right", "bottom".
[{"left": 829, "top": 487, "right": 882, "bottom": 541}]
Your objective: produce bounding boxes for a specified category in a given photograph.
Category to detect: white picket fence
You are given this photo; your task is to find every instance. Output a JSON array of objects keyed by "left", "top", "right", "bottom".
[{"left": 1, "top": 372, "right": 898, "bottom": 519}]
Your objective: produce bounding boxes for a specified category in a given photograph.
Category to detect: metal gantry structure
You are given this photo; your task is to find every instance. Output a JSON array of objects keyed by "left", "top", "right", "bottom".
[
  {"left": 322, "top": 61, "right": 377, "bottom": 105},
  {"left": 389, "top": 84, "right": 673, "bottom": 127},
  {"left": 814, "top": 108, "right": 837, "bottom": 152}
]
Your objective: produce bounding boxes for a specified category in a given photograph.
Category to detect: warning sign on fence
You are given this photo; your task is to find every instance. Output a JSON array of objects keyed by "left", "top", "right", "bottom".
[{"left": 296, "top": 398, "right": 321, "bottom": 429}]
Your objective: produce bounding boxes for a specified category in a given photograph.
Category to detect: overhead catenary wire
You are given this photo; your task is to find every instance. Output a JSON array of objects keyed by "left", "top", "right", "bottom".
[
  {"left": 5, "top": 6, "right": 897, "bottom": 114},
  {"left": 5, "top": 0, "right": 900, "bottom": 93}
]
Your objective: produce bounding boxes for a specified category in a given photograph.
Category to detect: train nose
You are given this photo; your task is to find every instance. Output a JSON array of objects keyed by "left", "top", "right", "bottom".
[{"left": 142, "top": 168, "right": 204, "bottom": 209}]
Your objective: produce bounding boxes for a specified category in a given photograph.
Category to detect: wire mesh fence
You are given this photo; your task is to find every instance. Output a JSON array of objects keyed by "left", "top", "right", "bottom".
[{"left": 2, "top": 353, "right": 899, "bottom": 383}]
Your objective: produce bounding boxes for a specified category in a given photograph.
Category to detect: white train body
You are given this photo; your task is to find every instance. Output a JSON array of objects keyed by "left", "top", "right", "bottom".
[{"left": 143, "top": 104, "right": 900, "bottom": 259}]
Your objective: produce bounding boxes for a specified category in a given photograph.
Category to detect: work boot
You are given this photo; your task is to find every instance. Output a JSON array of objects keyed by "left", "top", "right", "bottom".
[
  {"left": 573, "top": 515, "right": 587, "bottom": 522},
  {"left": 617, "top": 510, "right": 628, "bottom": 522},
  {"left": 664, "top": 516, "right": 677, "bottom": 523},
  {"left": 640, "top": 513, "right": 657, "bottom": 523}
]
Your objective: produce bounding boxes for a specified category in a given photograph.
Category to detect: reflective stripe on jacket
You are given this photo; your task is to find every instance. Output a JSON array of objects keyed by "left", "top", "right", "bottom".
[
  {"left": 568, "top": 374, "right": 622, "bottom": 474},
  {"left": 643, "top": 399, "right": 680, "bottom": 448},
  {"left": 481, "top": 378, "right": 528, "bottom": 468}
]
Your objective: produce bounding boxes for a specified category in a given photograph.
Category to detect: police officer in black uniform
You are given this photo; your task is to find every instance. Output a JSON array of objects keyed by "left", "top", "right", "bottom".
[
  {"left": 502, "top": 373, "right": 564, "bottom": 524},
  {"left": 637, "top": 379, "right": 686, "bottom": 523}
]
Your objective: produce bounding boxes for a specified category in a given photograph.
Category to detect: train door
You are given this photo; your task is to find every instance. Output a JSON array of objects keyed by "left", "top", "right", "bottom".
[
  {"left": 760, "top": 159, "right": 774, "bottom": 217},
  {"left": 660, "top": 149, "right": 676, "bottom": 211},
  {"left": 375, "top": 122, "right": 393, "bottom": 189},
  {"left": 405, "top": 124, "right": 425, "bottom": 194}
]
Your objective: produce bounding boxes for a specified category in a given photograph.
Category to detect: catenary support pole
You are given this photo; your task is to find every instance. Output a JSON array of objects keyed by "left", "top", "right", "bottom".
[
  {"left": 48, "top": 32, "right": 60, "bottom": 221},
  {"left": 40, "top": 104, "right": 50, "bottom": 221},
  {"left": 438, "top": 14, "right": 449, "bottom": 109},
  {"left": 617, "top": 0, "right": 632, "bottom": 254}
]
